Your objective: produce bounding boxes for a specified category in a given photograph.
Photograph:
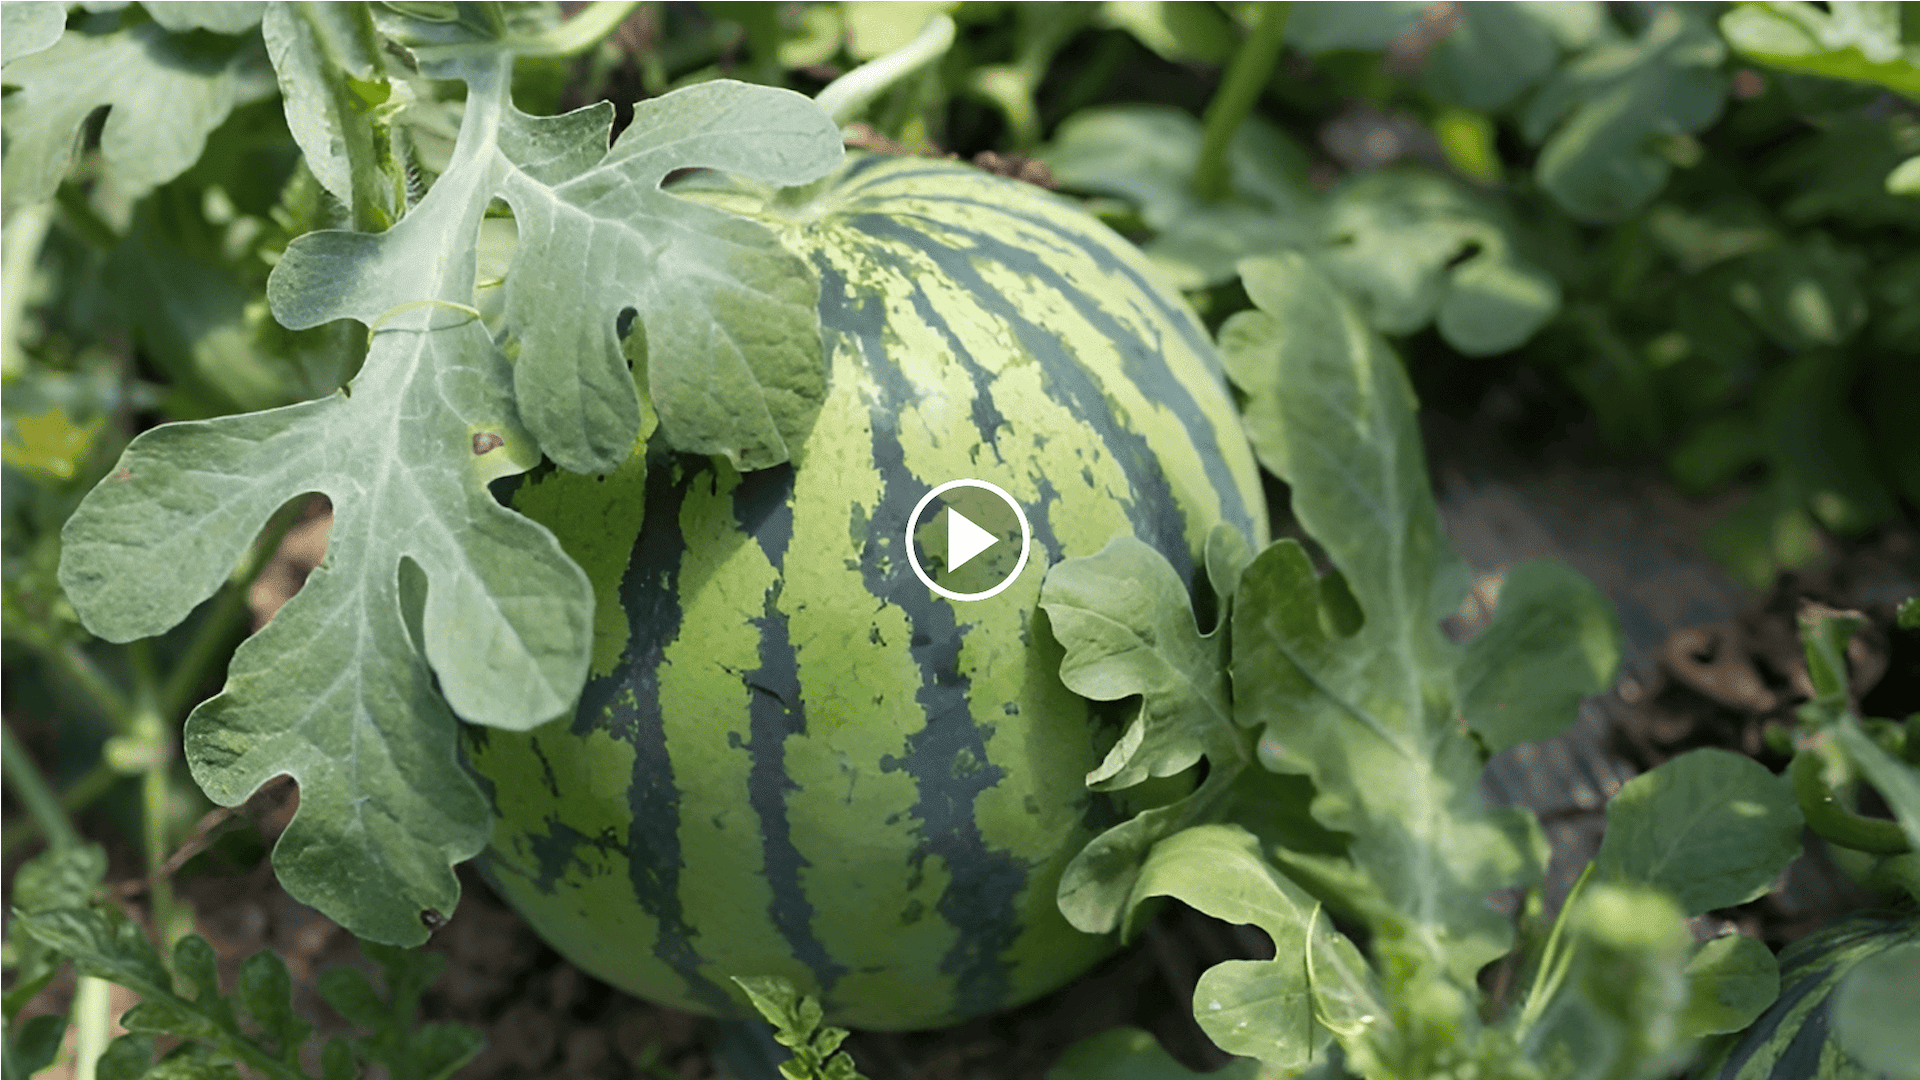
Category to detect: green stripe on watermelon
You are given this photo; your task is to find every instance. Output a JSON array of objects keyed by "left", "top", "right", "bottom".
[{"left": 467, "top": 154, "right": 1266, "bottom": 1030}]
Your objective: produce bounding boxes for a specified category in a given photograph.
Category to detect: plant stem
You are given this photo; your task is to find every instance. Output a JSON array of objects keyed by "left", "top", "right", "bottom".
[
  {"left": 71, "top": 975, "right": 112, "bottom": 1080},
  {"left": 128, "top": 640, "right": 187, "bottom": 956},
  {"left": 11, "top": 628, "right": 135, "bottom": 730},
  {"left": 520, "top": 0, "right": 642, "bottom": 57},
  {"left": 0, "top": 758, "right": 118, "bottom": 851},
  {"left": 2, "top": 720, "right": 82, "bottom": 850},
  {"left": 1791, "top": 749, "right": 1911, "bottom": 855},
  {"left": 1513, "top": 860, "right": 1595, "bottom": 1039},
  {"left": 1191, "top": 2, "right": 1292, "bottom": 203},
  {"left": 815, "top": 14, "right": 957, "bottom": 126}
]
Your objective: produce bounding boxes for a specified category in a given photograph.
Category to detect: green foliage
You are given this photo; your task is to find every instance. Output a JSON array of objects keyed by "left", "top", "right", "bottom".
[
  {"left": 732, "top": 976, "right": 868, "bottom": 1080},
  {"left": 9, "top": 897, "right": 477, "bottom": 1080},
  {"left": 1721, "top": 1, "right": 1920, "bottom": 96}
]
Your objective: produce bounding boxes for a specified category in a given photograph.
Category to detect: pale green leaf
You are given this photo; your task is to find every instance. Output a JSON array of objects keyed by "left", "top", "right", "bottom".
[
  {"left": 144, "top": 2, "right": 265, "bottom": 34},
  {"left": 1679, "top": 934, "right": 1779, "bottom": 1039},
  {"left": 1593, "top": 748, "right": 1804, "bottom": 915},
  {"left": 1047, "top": 1027, "right": 1262, "bottom": 1080},
  {"left": 1721, "top": 1, "right": 1920, "bottom": 97},
  {"left": 0, "top": 20, "right": 275, "bottom": 209},
  {"left": 1040, "top": 530, "right": 1249, "bottom": 933},
  {"left": 1458, "top": 560, "right": 1620, "bottom": 756},
  {"left": 0, "top": 1, "right": 64, "bottom": 65},
  {"left": 842, "top": 0, "right": 946, "bottom": 58},
  {"left": 1522, "top": 8, "right": 1728, "bottom": 222},
  {"left": 494, "top": 80, "right": 843, "bottom": 473},
  {"left": 261, "top": 0, "right": 392, "bottom": 227},
  {"left": 1123, "top": 825, "right": 1381, "bottom": 1069},
  {"left": 1830, "top": 942, "right": 1920, "bottom": 1079},
  {"left": 1040, "top": 535, "right": 1232, "bottom": 791},
  {"left": 1890, "top": 155, "right": 1920, "bottom": 196},
  {"left": 1220, "top": 252, "right": 1539, "bottom": 987},
  {"left": 1316, "top": 169, "right": 1561, "bottom": 355}
]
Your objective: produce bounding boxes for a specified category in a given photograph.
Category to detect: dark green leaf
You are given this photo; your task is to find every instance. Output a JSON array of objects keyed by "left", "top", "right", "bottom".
[
  {"left": 0, "top": 1, "right": 64, "bottom": 65},
  {"left": 235, "top": 950, "right": 310, "bottom": 1055},
  {"left": 1098, "top": 1, "right": 1235, "bottom": 64},
  {"left": 1522, "top": 8, "right": 1728, "bottom": 222},
  {"left": 316, "top": 966, "right": 385, "bottom": 1029},
  {"left": 1679, "top": 934, "right": 1779, "bottom": 1039},
  {"left": 1458, "top": 560, "right": 1620, "bottom": 756},
  {"left": 1668, "top": 415, "right": 1764, "bottom": 495},
  {"left": 1756, "top": 353, "right": 1896, "bottom": 536},
  {"left": 15, "top": 908, "right": 171, "bottom": 1001},
  {"left": 1593, "top": 748, "right": 1804, "bottom": 915},
  {"left": 1316, "top": 169, "right": 1561, "bottom": 355},
  {"left": 1286, "top": 1, "right": 1431, "bottom": 53},
  {"left": 1421, "top": 3, "right": 1562, "bottom": 111},
  {"left": 95, "top": 1034, "right": 157, "bottom": 1080},
  {"left": 4, "top": 1013, "right": 67, "bottom": 1077},
  {"left": 0, "top": 21, "right": 275, "bottom": 209}
]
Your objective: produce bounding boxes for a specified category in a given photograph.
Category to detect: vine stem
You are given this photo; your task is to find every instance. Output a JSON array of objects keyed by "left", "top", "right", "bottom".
[
  {"left": 2, "top": 720, "right": 81, "bottom": 849},
  {"left": 72, "top": 976, "right": 112, "bottom": 1080},
  {"left": 517, "top": 0, "right": 641, "bottom": 57},
  {"left": 1191, "top": 2, "right": 1292, "bottom": 203},
  {"left": 1513, "top": 860, "right": 1595, "bottom": 1040},
  {"left": 815, "top": 14, "right": 957, "bottom": 126},
  {"left": 0, "top": 759, "right": 118, "bottom": 850}
]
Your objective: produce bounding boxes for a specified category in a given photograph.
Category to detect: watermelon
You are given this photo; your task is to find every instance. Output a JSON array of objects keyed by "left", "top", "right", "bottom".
[
  {"left": 463, "top": 154, "right": 1267, "bottom": 1031},
  {"left": 1695, "top": 913, "right": 1919, "bottom": 1080}
]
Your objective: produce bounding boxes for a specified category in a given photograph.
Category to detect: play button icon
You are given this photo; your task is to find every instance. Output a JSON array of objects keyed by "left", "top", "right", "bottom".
[
  {"left": 906, "top": 478, "right": 1033, "bottom": 601},
  {"left": 946, "top": 508, "right": 999, "bottom": 572}
]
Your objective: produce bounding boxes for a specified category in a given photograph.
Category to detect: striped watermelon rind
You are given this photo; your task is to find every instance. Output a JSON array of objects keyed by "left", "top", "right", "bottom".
[
  {"left": 462, "top": 154, "right": 1267, "bottom": 1031},
  {"left": 1694, "top": 913, "right": 1920, "bottom": 1080}
]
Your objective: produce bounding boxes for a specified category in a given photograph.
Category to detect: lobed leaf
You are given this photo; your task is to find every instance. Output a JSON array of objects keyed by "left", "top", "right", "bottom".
[
  {"left": 1521, "top": 8, "right": 1728, "bottom": 223},
  {"left": 0, "top": 1, "right": 64, "bottom": 65},
  {"left": 1220, "top": 251, "right": 1544, "bottom": 988},
  {"left": 0, "top": 17, "right": 276, "bottom": 211}
]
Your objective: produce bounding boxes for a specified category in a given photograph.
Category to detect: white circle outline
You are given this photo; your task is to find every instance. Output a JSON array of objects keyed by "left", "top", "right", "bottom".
[{"left": 904, "top": 479, "right": 1033, "bottom": 602}]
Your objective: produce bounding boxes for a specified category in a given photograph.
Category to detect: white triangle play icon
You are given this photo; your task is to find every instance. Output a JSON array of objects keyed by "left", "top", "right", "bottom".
[{"left": 946, "top": 508, "right": 998, "bottom": 572}]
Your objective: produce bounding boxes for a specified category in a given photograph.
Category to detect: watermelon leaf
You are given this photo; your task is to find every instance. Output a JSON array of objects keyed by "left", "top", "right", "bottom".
[
  {"left": 1679, "top": 934, "right": 1780, "bottom": 1039},
  {"left": 56, "top": 11, "right": 840, "bottom": 944},
  {"left": 1221, "top": 251, "right": 1542, "bottom": 988},
  {"left": 1456, "top": 560, "right": 1620, "bottom": 756},
  {"left": 1520, "top": 7, "right": 1728, "bottom": 223},
  {"left": 1591, "top": 749, "right": 1805, "bottom": 915},
  {"left": 0, "top": 1, "right": 64, "bottom": 65},
  {"left": 1041, "top": 528, "right": 1252, "bottom": 933},
  {"left": 1315, "top": 170, "right": 1562, "bottom": 356},
  {"left": 0, "top": 14, "right": 278, "bottom": 212}
]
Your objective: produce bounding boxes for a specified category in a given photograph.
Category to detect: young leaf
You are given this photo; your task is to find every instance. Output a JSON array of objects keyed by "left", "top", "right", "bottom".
[
  {"left": 1679, "top": 934, "right": 1779, "bottom": 1039},
  {"left": 1521, "top": 7, "right": 1728, "bottom": 223},
  {"left": 1592, "top": 748, "right": 1804, "bottom": 915},
  {"left": 0, "top": 1, "right": 64, "bottom": 65},
  {"left": 1121, "top": 824, "right": 1374, "bottom": 1068},
  {"left": 1457, "top": 560, "right": 1621, "bottom": 756},
  {"left": 1721, "top": 0, "right": 1920, "bottom": 96},
  {"left": 1220, "top": 251, "right": 1541, "bottom": 988},
  {"left": 2, "top": 844, "right": 107, "bottom": 1016},
  {"left": 1039, "top": 527, "right": 1252, "bottom": 933},
  {"left": 1315, "top": 169, "right": 1562, "bottom": 355},
  {"left": 3, "top": 1013, "right": 67, "bottom": 1078},
  {"left": 732, "top": 975, "right": 868, "bottom": 1080},
  {"left": 0, "top": 18, "right": 276, "bottom": 210}
]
